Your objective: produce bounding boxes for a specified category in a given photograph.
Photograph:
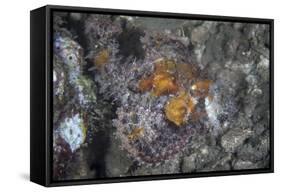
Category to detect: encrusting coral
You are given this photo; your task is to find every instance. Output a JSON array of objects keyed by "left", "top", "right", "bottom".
[{"left": 53, "top": 30, "right": 98, "bottom": 179}]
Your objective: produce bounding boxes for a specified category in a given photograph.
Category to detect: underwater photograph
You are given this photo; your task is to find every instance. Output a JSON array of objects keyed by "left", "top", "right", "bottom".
[{"left": 52, "top": 11, "right": 271, "bottom": 181}]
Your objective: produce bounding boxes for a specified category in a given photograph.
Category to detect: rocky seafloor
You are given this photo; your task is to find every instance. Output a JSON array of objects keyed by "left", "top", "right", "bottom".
[{"left": 52, "top": 11, "right": 271, "bottom": 181}]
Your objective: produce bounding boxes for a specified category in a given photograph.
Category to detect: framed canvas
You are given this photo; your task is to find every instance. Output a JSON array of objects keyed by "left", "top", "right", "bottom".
[{"left": 30, "top": 5, "right": 274, "bottom": 187}]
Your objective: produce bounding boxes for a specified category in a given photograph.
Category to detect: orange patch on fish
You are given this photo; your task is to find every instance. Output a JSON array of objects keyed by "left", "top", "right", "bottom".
[
  {"left": 138, "top": 76, "right": 153, "bottom": 92},
  {"left": 154, "top": 58, "right": 177, "bottom": 74},
  {"left": 151, "top": 72, "right": 179, "bottom": 96},
  {"left": 177, "top": 63, "right": 198, "bottom": 81},
  {"left": 138, "top": 58, "right": 179, "bottom": 96},
  {"left": 165, "top": 92, "right": 195, "bottom": 126},
  {"left": 128, "top": 127, "right": 144, "bottom": 141}
]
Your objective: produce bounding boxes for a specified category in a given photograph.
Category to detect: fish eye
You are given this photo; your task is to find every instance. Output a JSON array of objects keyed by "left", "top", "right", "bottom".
[{"left": 68, "top": 56, "right": 72, "bottom": 60}]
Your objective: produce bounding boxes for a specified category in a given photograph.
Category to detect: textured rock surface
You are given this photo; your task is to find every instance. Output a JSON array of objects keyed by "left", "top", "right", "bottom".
[
  {"left": 105, "top": 133, "right": 132, "bottom": 177},
  {"left": 221, "top": 128, "right": 253, "bottom": 152}
]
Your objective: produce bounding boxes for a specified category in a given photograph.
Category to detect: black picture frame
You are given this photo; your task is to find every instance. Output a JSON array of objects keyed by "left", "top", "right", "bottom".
[{"left": 30, "top": 5, "right": 274, "bottom": 187}]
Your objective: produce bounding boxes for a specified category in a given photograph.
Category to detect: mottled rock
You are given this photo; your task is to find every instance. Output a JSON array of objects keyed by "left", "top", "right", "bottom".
[
  {"left": 221, "top": 128, "right": 253, "bottom": 152},
  {"left": 233, "top": 160, "right": 257, "bottom": 170},
  {"left": 200, "top": 153, "right": 232, "bottom": 172},
  {"left": 253, "top": 122, "right": 268, "bottom": 135},
  {"left": 182, "top": 154, "right": 196, "bottom": 173},
  {"left": 211, "top": 154, "right": 232, "bottom": 171},
  {"left": 105, "top": 135, "right": 132, "bottom": 177},
  {"left": 257, "top": 55, "right": 270, "bottom": 82},
  {"left": 202, "top": 24, "right": 242, "bottom": 65},
  {"left": 134, "top": 155, "right": 181, "bottom": 176},
  {"left": 236, "top": 135, "right": 270, "bottom": 163},
  {"left": 196, "top": 146, "right": 221, "bottom": 167},
  {"left": 191, "top": 25, "right": 209, "bottom": 44}
]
